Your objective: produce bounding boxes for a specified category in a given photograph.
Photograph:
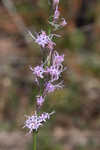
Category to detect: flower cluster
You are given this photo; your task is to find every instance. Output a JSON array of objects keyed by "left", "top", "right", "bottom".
[
  {"left": 30, "top": 65, "right": 44, "bottom": 79},
  {"left": 49, "top": 0, "right": 67, "bottom": 30},
  {"left": 24, "top": 0, "right": 67, "bottom": 133},
  {"left": 35, "top": 30, "right": 56, "bottom": 51},
  {"left": 24, "top": 111, "right": 54, "bottom": 133}
]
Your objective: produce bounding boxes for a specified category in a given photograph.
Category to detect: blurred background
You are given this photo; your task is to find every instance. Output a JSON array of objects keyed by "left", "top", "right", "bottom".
[{"left": 0, "top": 0, "right": 100, "bottom": 150}]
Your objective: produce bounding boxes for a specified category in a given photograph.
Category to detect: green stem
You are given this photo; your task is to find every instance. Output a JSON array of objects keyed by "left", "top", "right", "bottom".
[{"left": 33, "top": 131, "right": 37, "bottom": 150}]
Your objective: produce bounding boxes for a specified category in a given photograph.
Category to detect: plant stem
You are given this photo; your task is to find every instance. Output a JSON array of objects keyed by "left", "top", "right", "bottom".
[{"left": 33, "top": 131, "right": 37, "bottom": 150}]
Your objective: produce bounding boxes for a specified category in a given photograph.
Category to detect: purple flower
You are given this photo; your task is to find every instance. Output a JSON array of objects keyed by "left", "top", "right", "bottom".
[
  {"left": 47, "top": 40, "right": 55, "bottom": 51},
  {"left": 39, "top": 113, "right": 50, "bottom": 122},
  {"left": 23, "top": 112, "right": 42, "bottom": 133},
  {"left": 53, "top": 6, "right": 60, "bottom": 21},
  {"left": 35, "top": 31, "right": 49, "bottom": 48},
  {"left": 24, "top": 111, "right": 54, "bottom": 133},
  {"left": 46, "top": 64, "right": 63, "bottom": 81},
  {"left": 35, "top": 31, "right": 55, "bottom": 50},
  {"left": 45, "top": 82, "right": 55, "bottom": 93},
  {"left": 45, "top": 51, "right": 64, "bottom": 81},
  {"left": 45, "top": 82, "right": 63, "bottom": 93},
  {"left": 36, "top": 95, "right": 45, "bottom": 107},
  {"left": 53, "top": 51, "right": 64, "bottom": 66},
  {"left": 30, "top": 65, "right": 45, "bottom": 79}
]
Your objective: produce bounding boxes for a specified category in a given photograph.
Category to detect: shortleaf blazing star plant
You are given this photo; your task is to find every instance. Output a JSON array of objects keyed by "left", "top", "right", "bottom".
[{"left": 23, "top": 0, "right": 67, "bottom": 149}]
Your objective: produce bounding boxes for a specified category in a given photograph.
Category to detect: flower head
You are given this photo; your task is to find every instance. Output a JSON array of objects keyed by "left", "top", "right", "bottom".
[
  {"left": 45, "top": 82, "right": 55, "bottom": 93},
  {"left": 24, "top": 111, "right": 54, "bottom": 133},
  {"left": 45, "top": 82, "right": 63, "bottom": 93},
  {"left": 35, "top": 31, "right": 49, "bottom": 48},
  {"left": 30, "top": 65, "right": 45, "bottom": 79},
  {"left": 46, "top": 64, "right": 63, "bottom": 81},
  {"left": 35, "top": 31, "right": 55, "bottom": 50},
  {"left": 53, "top": 51, "right": 64, "bottom": 66}
]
